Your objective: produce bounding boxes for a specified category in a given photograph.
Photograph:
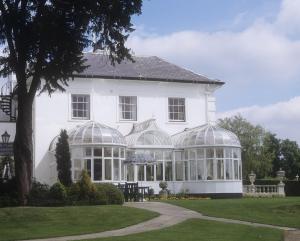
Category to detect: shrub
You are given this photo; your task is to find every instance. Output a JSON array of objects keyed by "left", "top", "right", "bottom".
[
  {"left": 27, "top": 181, "right": 50, "bottom": 206},
  {"left": 77, "top": 170, "right": 94, "bottom": 200},
  {"left": 55, "top": 130, "right": 72, "bottom": 187},
  {"left": 95, "top": 183, "right": 124, "bottom": 204},
  {"left": 49, "top": 182, "right": 67, "bottom": 202}
]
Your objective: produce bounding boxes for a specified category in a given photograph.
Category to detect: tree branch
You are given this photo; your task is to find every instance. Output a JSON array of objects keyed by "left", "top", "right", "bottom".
[{"left": 0, "top": 1, "right": 18, "bottom": 65}]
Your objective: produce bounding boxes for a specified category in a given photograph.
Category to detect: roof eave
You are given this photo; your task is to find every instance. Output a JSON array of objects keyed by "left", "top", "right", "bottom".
[{"left": 71, "top": 74, "right": 225, "bottom": 85}]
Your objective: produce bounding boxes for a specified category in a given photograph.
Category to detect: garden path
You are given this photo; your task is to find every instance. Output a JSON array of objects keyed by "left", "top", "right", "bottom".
[{"left": 22, "top": 202, "right": 299, "bottom": 241}]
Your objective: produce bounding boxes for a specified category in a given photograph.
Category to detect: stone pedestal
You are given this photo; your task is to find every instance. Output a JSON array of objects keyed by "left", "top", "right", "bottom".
[{"left": 277, "top": 183, "right": 285, "bottom": 197}]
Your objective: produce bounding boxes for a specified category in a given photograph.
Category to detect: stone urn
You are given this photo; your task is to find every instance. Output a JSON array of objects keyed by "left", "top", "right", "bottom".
[
  {"left": 248, "top": 171, "right": 256, "bottom": 185},
  {"left": 248, "top": 171, "right": 256, "bottom": 193},
  {"left": 276, "top": 168, "right": 285, "bottom": 185},
  {"left": 159, "top": 181, "right": 168, "bottom": 199}
]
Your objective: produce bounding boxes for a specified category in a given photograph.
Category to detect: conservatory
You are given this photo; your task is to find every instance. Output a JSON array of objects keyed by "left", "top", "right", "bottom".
[{"left": 49, "top": 120, "right": 243, "bottom": 196}]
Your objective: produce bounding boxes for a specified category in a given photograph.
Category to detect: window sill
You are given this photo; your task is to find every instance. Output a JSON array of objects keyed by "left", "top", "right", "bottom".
[
  {"left": 117, "top": 120, "right": 138, "bottom": 124},
  {"left": 166, "top": 121, "right": 189, "bottom": 125},
  {"left": 68, "top": 118, "right": 91, "bottom": 122}
]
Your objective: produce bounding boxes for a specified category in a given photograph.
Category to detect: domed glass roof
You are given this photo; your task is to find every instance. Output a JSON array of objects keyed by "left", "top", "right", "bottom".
[
  {"left": 172, "top": 124, "right": 241, "bottom": 148},
  {"left": 49, "top": 121, "right": 126, "bottom": 152},
  {"left": 126, "top": 119, "right": 173, "bottom": 148}
]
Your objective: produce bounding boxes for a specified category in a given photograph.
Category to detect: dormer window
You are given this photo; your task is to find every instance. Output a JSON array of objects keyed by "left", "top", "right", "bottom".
[
  {"left": 168, "top": 97, "right": 186, "bottom": 122},
  {"left": 119, "top": 96, "right": 137, "bottom": 121},
  {"left": 71, "top": 94, "right": 90, "bottom": 120}
]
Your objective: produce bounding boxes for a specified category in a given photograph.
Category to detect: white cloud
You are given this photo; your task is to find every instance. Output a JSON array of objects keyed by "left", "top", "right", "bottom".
[
  {"left": 275, "top": 0, "right": 300, "bottom": 36},
  {"left": 127, "top": 0, "right": 300, "bottom": 88},
  {"left": 218, "top": 96, "right": 300, "bottom": 143}
]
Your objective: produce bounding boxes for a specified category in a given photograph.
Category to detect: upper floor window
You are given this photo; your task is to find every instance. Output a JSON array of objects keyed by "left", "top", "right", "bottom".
[
  {"left": 119, "top": 96, "right": 137, "bottom": 121},
  {"left": 168, "top": 97, "right": 186, "bottom": 122},
  {"left": 71, "top": 94, "right": 90, "bottom": 119}
]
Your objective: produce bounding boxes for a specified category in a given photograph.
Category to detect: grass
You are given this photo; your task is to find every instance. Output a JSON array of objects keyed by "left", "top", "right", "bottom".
[
  {"left": 88, "top": 219, "right": 283, "bottom": 241},
  {"left": 166, "top": 197, "right": 300, "bottom": 228},
  {"left": 0, "top": 205, "right": 158, "bottom": 241}
]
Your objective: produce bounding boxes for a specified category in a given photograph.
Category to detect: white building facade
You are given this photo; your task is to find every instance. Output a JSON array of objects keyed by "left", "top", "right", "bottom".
[{"left": 0, "top": 53, "right": 242, "bottom": 197}]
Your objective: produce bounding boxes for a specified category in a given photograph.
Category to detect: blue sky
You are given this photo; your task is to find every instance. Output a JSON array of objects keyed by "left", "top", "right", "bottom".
[{"left": 129, "top": 0, "right": 300, "bottom": 143}]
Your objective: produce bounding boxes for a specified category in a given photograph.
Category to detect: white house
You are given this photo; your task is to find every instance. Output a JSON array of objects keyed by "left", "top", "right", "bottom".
[{"left": 0, "top": 52, "right": 242, "bottom": 197}]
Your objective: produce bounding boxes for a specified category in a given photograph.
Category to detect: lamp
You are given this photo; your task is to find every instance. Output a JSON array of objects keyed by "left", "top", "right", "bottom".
[{"left": 1, "top": 131, "right": 10, "bottom": 144}]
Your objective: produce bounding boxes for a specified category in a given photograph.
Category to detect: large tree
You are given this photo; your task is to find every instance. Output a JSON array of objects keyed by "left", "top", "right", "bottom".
[{"left": 0, "top": 0, "right": 142, "bottom": 204}]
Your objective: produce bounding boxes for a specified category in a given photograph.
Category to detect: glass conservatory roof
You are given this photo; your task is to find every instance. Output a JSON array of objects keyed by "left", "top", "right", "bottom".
[
  {"left": 172, "top": 123, "right": 241, "bottom": 148},
  {"left": 49, "top": 121, "right": 126, "bottom": 152},
  {"left": 126, "top": 119, "right": 173, "bottom": 149}
]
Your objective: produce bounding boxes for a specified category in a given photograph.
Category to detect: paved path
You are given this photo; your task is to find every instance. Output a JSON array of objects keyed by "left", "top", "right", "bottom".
[{"left": 22, "top": 202, "right": 299, "bottom": 241}]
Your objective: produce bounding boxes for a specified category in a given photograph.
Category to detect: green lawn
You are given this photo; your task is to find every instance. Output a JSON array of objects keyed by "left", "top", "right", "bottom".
[
  {"left": 166, "top": 197, "right": 300, "bottom": 228},
  {"left": 89, "top": 219, "right": 283, "bottom": 241},
  {"left": 0, "top": 205, "right": 158, "bottom": 241}
]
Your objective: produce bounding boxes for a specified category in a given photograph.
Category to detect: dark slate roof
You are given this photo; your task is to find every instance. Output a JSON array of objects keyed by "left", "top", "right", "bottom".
[{"left": 73, "top": 52, "right": 224, "bottom": 85}]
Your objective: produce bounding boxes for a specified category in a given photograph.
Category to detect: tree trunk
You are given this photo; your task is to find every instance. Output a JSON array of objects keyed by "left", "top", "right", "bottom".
[{"left": 14, "top": 91, "right": 33, "bottom": 205}]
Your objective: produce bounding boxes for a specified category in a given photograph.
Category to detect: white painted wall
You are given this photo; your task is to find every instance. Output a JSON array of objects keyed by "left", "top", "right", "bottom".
[{"left": 33, "top": 78, "right": 218, "bottom": 183}]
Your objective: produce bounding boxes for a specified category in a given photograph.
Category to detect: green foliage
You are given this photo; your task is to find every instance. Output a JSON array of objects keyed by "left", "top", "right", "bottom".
[
  {"left": 27, "top": 181, "right": 50, "bottom": 206},
  {"left": 49, "top": 182, "right": 67, "bottom": 202},
  {"left": 96, "top": 183, "right": 124, "bottom": 205},
  {"left": 219, "top": 115, "right": 300, "bottom": 179},
  {"left": 23, "top": 172, "right": 123, "bottom": 206},
  {"left": 159, "top": 181, "right": 168, "bottom": 190},
  {"left": 218, "top": 115, "right": 273, "bottom": 178},
  {"left": 1, "top": 0, "right": 142, "bottom": 204},
  {"left": 55, "top": 130, "right": 72, "bottom": 187},
  {"left": 280, "top": 139, "right": 300, "bottom": 179}
]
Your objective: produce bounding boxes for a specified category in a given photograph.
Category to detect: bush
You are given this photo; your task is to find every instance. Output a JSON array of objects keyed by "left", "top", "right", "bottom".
[
  {"left": 49, "top": 182, "right": 67, "bottom": 202},
  {"left": 27, "top": 181, "right": 50, "bottom": 206},
  {"left": 95, "top": 183, "right": 124, "bottom": 204}
]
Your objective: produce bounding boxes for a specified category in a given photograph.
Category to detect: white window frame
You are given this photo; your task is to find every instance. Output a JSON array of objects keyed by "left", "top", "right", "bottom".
[
  {"left": 118, "top": 96, "right": 137, "bottom": 121},
  {"left": 168, "top": 97, "right": 186, "bottom": 122},
  {"left": 70, "top": 94, "right": 90, "bottom": 120}
]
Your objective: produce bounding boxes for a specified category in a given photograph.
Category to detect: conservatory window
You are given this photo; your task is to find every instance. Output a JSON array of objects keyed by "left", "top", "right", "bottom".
[
  {"left": 175, "top": 152, "right": 183, "bottom": 181},
  {"left": 165, "top": 161, "right": 173, "bottom": 181},
  {"left": 206, "top": 159, "right": 214, "bottom": 180},
  {"left": 73, "top": 159, "right": 82, "bottom": 180},
  {"left": 121, "top": 161, "right": 125, "bottom": 180},
  {"left": 234, "top": 159, "right": 239, "bottom": 179},
  {"left": 127, "top": 164, "right": 134, "bottom": 181},
  {"left": 184, "top": 161, "right": 189, "bottom": 180},
  {"left": 119, "top": 96, "right": 137, "bottom": 121},
  {"left": 84, "top": 159, "right": 91, "bottom": 177},
  {"left": 94, "top": 159, "right": 102, "bottom": 181},
  {"left": 138, "top": 165, "right": 145, "bottom": 181},
  {"left": 156, "top": 162, "right": 163, "bottom": 181},
  {"left": 217, "top": 159, "right": 224, "bottom": 179},
  {"left": 175, "top": 161, "right": 184, "bottom": 181},
  {"left": 226, "top": 159, "right": 233, "bottom": 180},
  {"left": 189, "top": 150, "right": 197, "bottom": 180},
  {"left": 113, "top": 159, "right": 119, "bottom": 181},
  {"left": 146, "top": 164, "right": 155, "bottom": 181},
  {"left": 105, "top": 159, "right": 112, "bottom": 180},
  {"left": 197, "top": 149, "right": 205, "bottom": 180},
  {"left": 168, "top": 97, "right": 186, "bottom": 122},
  {"left": 71, "top": 94, "right": 90, "bottom": 119}
]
